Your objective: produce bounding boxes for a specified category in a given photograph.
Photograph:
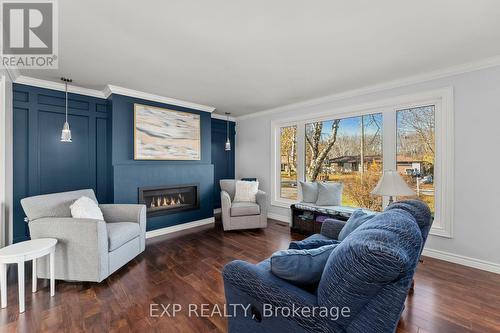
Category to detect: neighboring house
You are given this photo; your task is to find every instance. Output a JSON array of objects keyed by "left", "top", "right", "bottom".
[
  {"left": 395, "top": 155, "right": 425, "bottom": 175},
  {"left": 327, "top": 155, "right": 382, "bottom": 173}
]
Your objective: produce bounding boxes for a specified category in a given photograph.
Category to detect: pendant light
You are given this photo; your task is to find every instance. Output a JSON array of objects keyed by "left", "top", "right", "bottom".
[
  {"left": 225, "top": 112, "right": 231, "bottom": 151},
  {"left": 60, "top": 77, "right": 72, "bottom": 142}
]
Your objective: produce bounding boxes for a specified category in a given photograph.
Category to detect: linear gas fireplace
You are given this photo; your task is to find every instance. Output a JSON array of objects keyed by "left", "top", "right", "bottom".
[{"left": 138, "top": 184, "right": 199, "bottom": 217}]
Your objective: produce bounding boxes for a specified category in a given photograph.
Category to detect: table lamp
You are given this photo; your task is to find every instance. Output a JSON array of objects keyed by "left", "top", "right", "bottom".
[{"left": 371, "top": 170, "right": 416, "bottom": 204}]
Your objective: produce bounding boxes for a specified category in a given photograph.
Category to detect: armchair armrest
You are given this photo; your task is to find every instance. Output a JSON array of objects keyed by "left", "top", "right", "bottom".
[
  {"left": 99, "top": 204, "right": 146, "bottom": 251},
  {"left": 255, "top": 190, "right": 268, "bottom": 210},
  {"left": 320, "top": 218, "right": 346, "bottom": 240},
  {"left": 220, "top": 190, "right": 232, "bottom": 208},
  {"left": 99, "top": 204, "right": 146, "bottom": 224},
  {"left": 28, "top": 217, "right": 109, "bottom": 282}
]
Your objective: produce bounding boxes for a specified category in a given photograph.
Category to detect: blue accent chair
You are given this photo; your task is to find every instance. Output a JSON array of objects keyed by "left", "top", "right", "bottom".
[{"left": 223, "top": 200, "right": 432, "bottom": 333}]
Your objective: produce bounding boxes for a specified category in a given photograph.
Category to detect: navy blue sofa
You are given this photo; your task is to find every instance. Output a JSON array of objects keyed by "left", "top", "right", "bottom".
[{"left": 222, "top": 200, "right": 432, "bottom": 333}]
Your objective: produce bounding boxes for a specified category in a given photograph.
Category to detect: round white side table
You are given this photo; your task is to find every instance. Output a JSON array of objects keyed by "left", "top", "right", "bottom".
[{"left": 0, "top": 238, "right": 57, "bottom": 313}]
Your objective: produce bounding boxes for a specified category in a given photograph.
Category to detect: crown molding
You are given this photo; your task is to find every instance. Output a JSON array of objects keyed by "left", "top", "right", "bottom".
[
  {"left": 211, "top": 113, "right": 236, "bottom": 122},
  {"left": 13, "top": 76, "right": 216, "bottom": 113},
  {"left": 105, "top": 84, "right": 215, "bottom": 113},
  {"left": 236, "top": 54, "right": 500, "bottom": 120},
  {"left": 15, "top": 75, "right": 106, "bottom": 98}
]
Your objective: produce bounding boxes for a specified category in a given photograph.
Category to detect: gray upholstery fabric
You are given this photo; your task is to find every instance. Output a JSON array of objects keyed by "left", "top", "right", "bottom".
[
  {"left": 231, "top": 202, "right": 260, "bottom": 217},
  {"left": 99, "top": 204, "right": 147, "bottom": 251},
  {"left": 108, "top": 237, "right": 142, "bottom": 275},
  {"left": 299, "top": 181, "right": 318, "bottom": 203},
  {"left": 29, "top": 217, "right": 109, "bottom": 282},
  {"left": 220, "top": 179, "right": 268, "bottom": 231},
  {"left": 21, "top": 189, "right": 97, "bottom": 221},
  {"left": 315, "top": 182, "right": 343, "bottom": 206},
  {"left": 220, "top": 179, "right": 237, "bottom": 201},
  {"left": 106, "top": 222, "right": 140, "bottom": 251},
  {"left": 23, "top": 189, "right": 146, "bottom": 282}
]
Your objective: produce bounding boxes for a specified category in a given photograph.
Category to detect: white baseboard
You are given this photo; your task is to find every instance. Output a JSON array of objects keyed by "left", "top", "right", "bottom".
[
  {"left": 422, "top": 247, "right": 500, "bottom": 274},
  {"left": 146, "top": 217, "right": 215, "bottom": 239},
  {"left": 267, "top": 212, "right": 290, "bottom": 224}
]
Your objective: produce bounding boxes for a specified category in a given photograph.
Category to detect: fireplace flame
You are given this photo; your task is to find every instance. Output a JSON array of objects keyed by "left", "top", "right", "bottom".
[{"left": 150, "top": 194, "right": 185, "bottom": 209}]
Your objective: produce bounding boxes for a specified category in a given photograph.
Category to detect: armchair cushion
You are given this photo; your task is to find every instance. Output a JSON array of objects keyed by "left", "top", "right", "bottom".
[
  {"left": 106, "top": 222, "right": 141, "bottom": 251},
  {"left": 270, "top": 243, "right": 339, "bottom": 285},
  {"left": 230, "top": 202, "right": 260, "bottom": 217}
]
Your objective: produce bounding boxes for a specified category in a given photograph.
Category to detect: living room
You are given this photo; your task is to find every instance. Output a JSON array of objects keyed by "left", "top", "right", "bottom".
[{"left": 0, "top": 1, "right": 499, "bottom": 332}]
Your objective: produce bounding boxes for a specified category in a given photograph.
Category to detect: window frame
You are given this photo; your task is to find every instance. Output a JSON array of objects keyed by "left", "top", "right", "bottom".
[{"left": 271, "top": 87, "right": 454, "bottom": 238}]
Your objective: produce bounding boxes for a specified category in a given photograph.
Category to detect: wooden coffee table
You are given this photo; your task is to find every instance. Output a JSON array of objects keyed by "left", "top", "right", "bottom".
[{"left": 0, "top": 238, "right": 57, "bottom": 313}]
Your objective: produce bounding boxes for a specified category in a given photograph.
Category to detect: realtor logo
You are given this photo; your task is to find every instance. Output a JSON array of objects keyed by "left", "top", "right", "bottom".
[{"left": 1, "top": 0, "right": 58, "bottom": 68}]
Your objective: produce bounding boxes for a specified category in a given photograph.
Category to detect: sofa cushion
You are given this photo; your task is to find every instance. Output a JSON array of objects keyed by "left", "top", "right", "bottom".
[
  {"left": 338, "top": 209, "right": 376, "bottom": 241},
  {"left": 299, "top": 181, "right": 318, "bottom": 203},
  {"left": 231, "top": 202, "right": 260, "bottom": 217},
  {"left": 271, "top": 243, "right": 339, "bottom": 285},
  {"left": 289, "top": 237, "right": 339, "bottom": 250},
  {"left": 315, "top": 182, "right": 343, "bottom": 206},
  {"left": 106, "top": 222, "right": 141, "bottom": 251}
]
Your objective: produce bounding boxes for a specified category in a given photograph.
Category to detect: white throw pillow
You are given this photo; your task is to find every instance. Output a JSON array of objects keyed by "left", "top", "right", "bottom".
[
  {"left": 233, "top": 181, "right": 259, "bottom": 203},
  {"left": 70, "top": 196, "right": 104, "bottom": 220}
]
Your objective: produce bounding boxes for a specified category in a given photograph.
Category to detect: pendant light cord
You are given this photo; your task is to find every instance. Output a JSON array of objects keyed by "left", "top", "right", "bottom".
[{"left": 65, "top": 81, "right": 68, "bottom": 123}]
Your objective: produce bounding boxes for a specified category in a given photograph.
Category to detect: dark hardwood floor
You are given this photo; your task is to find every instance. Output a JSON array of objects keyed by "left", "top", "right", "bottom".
[{"left": 1, "top": 218, "right": 500, "bottom": 332}]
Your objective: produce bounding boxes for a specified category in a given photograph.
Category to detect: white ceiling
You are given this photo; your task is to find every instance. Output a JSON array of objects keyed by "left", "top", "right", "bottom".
[{"left": 20, "top": 0, "right": 500, "bottom": 116}]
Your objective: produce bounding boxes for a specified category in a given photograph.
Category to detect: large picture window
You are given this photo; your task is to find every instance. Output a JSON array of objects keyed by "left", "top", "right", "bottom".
[
  {"left": 304, "top": 114, "right": 383, "bottom": 210},
  {"left": 271, "top": 88, "right": 453, "bottom": 237},
  {"left": 397, "top": 106, "right": 435, "bottom": 214},
  {"left": 279, "top": 126, "right": 298, "bottom": 200}
]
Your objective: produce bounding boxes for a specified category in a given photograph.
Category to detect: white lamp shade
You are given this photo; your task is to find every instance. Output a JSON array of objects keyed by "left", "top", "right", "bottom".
[{"left": 371, "top": 170, "right": 416, "bottom": 197}]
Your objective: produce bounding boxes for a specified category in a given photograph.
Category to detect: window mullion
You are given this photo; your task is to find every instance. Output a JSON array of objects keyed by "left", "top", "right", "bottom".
[{"left": 382, "top": 109, "right": 397, "bottom": 208}]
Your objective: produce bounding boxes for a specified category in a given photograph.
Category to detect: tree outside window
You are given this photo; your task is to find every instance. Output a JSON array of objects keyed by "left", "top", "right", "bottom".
[{"left": 305, "top": 114, "right": 383, "bottom": 211}]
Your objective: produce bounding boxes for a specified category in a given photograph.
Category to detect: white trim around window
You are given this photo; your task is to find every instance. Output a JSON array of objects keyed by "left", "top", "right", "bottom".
[{"left": 271, "top": 87, "right": 454, "bottom": 238}]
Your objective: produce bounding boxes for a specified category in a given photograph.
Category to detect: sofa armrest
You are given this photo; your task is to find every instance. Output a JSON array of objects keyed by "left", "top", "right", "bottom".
[
  {"left": 320, "top": 218, "right": 346, "bottom": 240},
  {"left": 223, "top": 260, "right": 338, "bottom": 330},
  {"left": 223, "top": 260, "right": 317, "bottom": 307},
  {"left": 28, "top": 217, "right": 109, "bottom": 281},
  {"left": 99, "top": 204, "right": 146, "bottom": 251}
]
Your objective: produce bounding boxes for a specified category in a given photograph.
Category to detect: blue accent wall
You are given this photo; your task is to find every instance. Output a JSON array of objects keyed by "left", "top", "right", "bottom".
[
  {"left": 108, "top": 94, "right": 214, "bottom": 231},
  {"left": 211, "top": 118, "right": 235, "bottom": 209},
  {"left": 12, "top": 84, "right": 236, "bottom": 240},
  {"left": 12, "top": 83, "right": 111, "bottom": 242}
]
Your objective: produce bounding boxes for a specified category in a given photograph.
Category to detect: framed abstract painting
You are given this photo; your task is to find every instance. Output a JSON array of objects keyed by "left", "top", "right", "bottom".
[{"left": 134, "top": 103, "right": 201, "bottom": 160}]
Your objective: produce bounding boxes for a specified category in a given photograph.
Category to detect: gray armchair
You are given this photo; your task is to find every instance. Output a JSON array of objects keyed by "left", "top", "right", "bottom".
[
  {"left": 21, "top": 189, "right": 146, "bottom": 282},
  {"left": 220, "top": 180, "right": 268, "bottom": 231}
]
